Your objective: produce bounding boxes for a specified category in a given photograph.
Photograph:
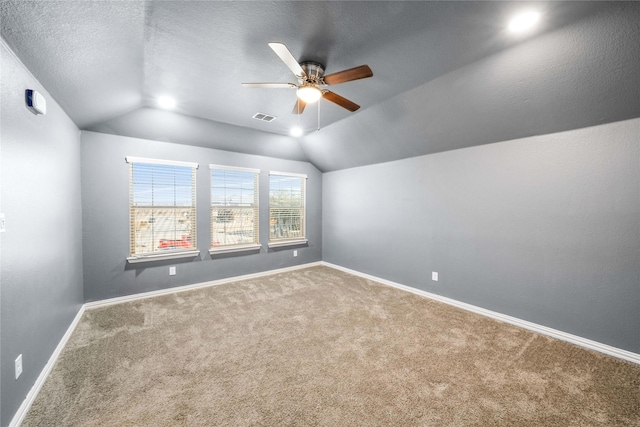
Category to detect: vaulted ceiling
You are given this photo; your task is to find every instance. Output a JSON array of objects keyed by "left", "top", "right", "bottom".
[{"left": 2, "top": 1, "right": 639, "bottom": 171}]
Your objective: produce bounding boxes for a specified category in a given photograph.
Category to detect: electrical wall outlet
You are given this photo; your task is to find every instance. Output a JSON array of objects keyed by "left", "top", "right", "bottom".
[
  {"left": 293, "top": 250, "right": 298, "bottom": 257},
  {"left": 169, "top": 266, "right": 176, "bottom": 276},
  {"left": 432, "top": 272, "right": 439, "bottom": 281},
  {"left": 15, "top": 354, "right": 23, "bottom": 379}
]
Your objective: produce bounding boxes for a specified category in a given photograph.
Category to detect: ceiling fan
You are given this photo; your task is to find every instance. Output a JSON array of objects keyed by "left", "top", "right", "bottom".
[{"left": 242, "top": 43, "right": 373, "bottom": 114}]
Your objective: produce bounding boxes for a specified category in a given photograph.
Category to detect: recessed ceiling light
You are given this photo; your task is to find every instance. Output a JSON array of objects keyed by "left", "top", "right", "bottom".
[
  {"left": 290, "top": 127, "right": 303, "bottom": 137},
  {"left": 508, "top": 10, "right": 540, "bottom": 34},
  {"left": 157, "top": 96, "right": 176, "bottom": 110}
]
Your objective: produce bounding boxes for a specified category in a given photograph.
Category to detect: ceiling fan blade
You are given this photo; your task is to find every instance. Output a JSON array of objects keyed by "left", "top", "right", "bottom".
[
  {"left": 322, "top": 91, "right": 360, "bottom": 112},
  {"left": 323, "top": 65, "right": 373, "bottom": 85},
  {"left": 292, "top": 99, "right": 307, "bottom": 114},
  {"left": 268, "top": 42, "right": 306, "bottom": 79},
  {"left": 241, "top": 83, "right": 297, "bottom": 88}
]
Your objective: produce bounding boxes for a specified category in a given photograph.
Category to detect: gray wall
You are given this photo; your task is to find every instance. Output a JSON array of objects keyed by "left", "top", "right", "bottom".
[
  {"left": 0, "top": 42, "right": 84, "bottom": 426},
  {"left": 322, "top": 118, "right": 640, "bottom": 353},
  {"left": 81, "top": 131, "right": 322, "bottom": 302}
]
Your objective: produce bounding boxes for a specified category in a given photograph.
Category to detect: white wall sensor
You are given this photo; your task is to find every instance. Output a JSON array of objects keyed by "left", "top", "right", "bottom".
[{"left": 26, "top": 89, "right": 47, "bottom": 115}]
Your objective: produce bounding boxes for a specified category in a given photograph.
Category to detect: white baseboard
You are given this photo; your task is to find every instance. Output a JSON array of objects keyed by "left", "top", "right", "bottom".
[
  {"left": 85, "top": 261, "right": 322, "bottom": 310},
  {"left": 9, "top": 305, "right": 86, "bottom": 427},
  {"left": 321, "top": 262, "right": 640, "bottom": 365}
]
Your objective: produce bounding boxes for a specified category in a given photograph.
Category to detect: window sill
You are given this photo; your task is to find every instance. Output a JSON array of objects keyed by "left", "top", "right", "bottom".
[
  {"left": 268, "top": 239, "right": 308, "bottom": 249},
  {"left": 209, "top": 244, "right": 262, "bottom": 255},
  {"left": 127, "top": 250, "right": 200, "bottom": 264}
]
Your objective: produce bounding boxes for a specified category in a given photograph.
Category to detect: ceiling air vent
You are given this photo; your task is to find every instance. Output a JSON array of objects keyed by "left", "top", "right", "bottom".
[{"left": 252, "top": 112, "right": 276, "bottom": 122}]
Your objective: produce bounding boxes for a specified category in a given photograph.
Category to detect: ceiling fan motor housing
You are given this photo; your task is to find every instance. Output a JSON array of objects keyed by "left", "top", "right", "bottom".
[{"left": 300, "top": 61, "right": 325, "bottom": 84}]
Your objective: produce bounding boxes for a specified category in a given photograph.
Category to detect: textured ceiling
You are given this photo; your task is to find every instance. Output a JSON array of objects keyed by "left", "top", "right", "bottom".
[{"left": 2, "top": 1, "right": 639, "bottom": 171}]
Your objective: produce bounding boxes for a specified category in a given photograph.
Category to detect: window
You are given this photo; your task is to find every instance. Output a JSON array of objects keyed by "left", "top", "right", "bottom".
[
  {"left": 210, "top": 165, "right": 260, "bottom": 254},
  {"left": 126, "top": 157, "right": 199, "bottom": 262},
  {"left": 269, "top": 171, "right": 307, "bottom": 247}
]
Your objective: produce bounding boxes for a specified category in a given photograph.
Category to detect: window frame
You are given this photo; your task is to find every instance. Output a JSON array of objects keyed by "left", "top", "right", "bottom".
[
  {"left": 209, "top": 164, "right": 261, "bottom": 255},
  {"left": 126, "top": 156, "right": 200, "bottom": 263},
  {"left": 268, "top": 171, "right": 308, "bottom": 248}
]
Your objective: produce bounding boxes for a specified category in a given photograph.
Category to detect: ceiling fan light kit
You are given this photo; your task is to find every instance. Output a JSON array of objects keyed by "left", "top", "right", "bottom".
[
  {"left": 242, "top": 42, "right": 373, "bottom": 125},
  {"left": 297, "top": 84, "right": 322, "bottom": 103}
]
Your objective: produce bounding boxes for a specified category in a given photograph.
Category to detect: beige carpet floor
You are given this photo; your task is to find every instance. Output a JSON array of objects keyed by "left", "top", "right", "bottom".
[{"left": 23, "top": 265, "right": 640, "bottom": 426}]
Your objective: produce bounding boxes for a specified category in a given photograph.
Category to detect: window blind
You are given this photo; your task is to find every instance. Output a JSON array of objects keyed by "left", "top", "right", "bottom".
[
  {"left": 128, "top": 158, "right": 197, "bottom": 257},
  {"left": 210, "top": 165, "right": 259, "bottom": 250},
  {"left": 269, "top": 173, "right": 306, "bottom": 243}
]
